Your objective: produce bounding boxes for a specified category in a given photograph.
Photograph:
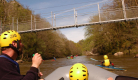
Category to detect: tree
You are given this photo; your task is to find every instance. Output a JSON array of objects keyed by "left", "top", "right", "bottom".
[{"left": 84, "top": 0, "right": 138, "bottom": 55}]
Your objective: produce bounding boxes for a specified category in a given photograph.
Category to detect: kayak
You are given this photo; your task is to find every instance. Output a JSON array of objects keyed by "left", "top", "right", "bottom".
[
  {"left": 90, "top": 58, "right": 126, "bottom": 71},
  {"left": 96, "top": 65, "right": 126, "bottom": 71},
  {"left": 51, "top": 59, "right": 55, "bottom": 61},
  {"left": 44, "top": 64, "right": 118, "bottom": 80}
]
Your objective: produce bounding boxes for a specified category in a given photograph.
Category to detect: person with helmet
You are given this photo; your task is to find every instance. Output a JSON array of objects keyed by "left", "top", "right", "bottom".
[
  {"left": 101, "top": 55, "right": 114, "bottom": 67},
  {"left": 70, "top": 55, "right": 73, "bottom": 59},
  {"left": 0, "top": 30, "right": 43, "bottom": 80},
  {"left": 69, "top": 63, "right": 89, "bottom": 80},
  {"left": 59, "top": 63, "right": 89, "bottom": 80}
]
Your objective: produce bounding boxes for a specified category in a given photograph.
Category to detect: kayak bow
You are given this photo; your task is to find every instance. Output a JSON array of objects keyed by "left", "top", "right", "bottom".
[{"left": 96, "top": 65, "right": 127, "bottom": 71}]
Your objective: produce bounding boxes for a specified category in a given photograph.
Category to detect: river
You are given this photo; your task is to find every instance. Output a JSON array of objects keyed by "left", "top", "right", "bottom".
[{"left": 19, "top": 55, "right": 138, "bottom": 79}]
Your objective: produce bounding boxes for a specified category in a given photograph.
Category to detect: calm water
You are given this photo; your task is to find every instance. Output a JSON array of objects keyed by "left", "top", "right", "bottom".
[{"left": 19, "top": 55, "right": 138, "bottom": 79}]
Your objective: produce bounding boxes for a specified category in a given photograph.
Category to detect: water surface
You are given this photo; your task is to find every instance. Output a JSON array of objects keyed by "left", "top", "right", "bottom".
[{"left": 19, "top": 55, "right": 138, "bottom": 79}]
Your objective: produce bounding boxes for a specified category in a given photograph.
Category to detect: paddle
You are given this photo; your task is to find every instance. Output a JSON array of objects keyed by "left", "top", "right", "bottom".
[
  {"left": 90, "top": 58, "right": 125, "bottom": 69},
  {"left": 33, "top": 54, "right": 45, "bottom": 79},
  {"left": 90, "top": 58, "right": 102, "bottom": 62},
  {"left": 32, "top": 54, "right": 41, "bottom": 73},
  {"left": 90, "top": 58, "right": 126, "bottom": 71},
  {"left": 90, "top": 58, "right": 115, "bottom": 66}
]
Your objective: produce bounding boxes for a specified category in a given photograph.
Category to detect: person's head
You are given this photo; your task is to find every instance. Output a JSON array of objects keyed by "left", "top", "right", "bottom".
[
  {"left": 69, "top": 63, "right": 88, "bottom": 80},
  {"left": 104, "top": 55, "right": 108, "bottom": 59},
  {"left": 0, "top": 30, "right": 23, "bottom": 56}
]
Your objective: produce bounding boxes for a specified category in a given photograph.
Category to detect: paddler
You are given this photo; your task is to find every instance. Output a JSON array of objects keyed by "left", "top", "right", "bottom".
[
  {"left": 0, "top": 30, "right": 43, "bottom": 80},
  {"left": 53, "top": 57, "right": 56, "bottom": 60},
  {"left": 69, "top": 63, "right": 89, "bottom": 80},
  {"left": 59, "top": 63, "right": 89, "bottom": 80},
  {"left": 70, "top": 55, "right": 73, "bottom": 59},
  {"left": 101, "top": 55, "right": 114, "bottom": 67}
]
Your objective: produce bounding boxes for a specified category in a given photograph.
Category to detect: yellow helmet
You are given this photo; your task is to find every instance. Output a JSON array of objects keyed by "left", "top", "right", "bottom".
[
  {"left": 0, "top": 30, "right": 21, "bottom": 47},
  {"left": 104, "top": 55, "right": 108, "bottom": 59},
  {"left": 69, "top": 63, "right": 88, "bottom": 80}
]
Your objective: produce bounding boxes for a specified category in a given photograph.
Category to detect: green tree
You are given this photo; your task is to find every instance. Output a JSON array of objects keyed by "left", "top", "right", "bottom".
[{"left": 83, "top": 0, "right": 138, "bottom": 55}]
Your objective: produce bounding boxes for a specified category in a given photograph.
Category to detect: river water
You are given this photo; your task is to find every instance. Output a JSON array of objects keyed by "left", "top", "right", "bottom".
[{"left": 19, "top": 55, "right": 138, "bottom": 79}]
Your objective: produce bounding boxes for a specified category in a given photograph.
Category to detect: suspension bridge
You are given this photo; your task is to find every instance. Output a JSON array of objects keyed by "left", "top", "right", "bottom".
[{"left": 0, "top": 0, "right": 138, "bottom": 34}]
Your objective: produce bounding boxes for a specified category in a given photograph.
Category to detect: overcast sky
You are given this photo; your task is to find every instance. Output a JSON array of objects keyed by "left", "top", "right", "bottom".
[{"left": 16, "top": 0, "right": 105, "bottom": 43}]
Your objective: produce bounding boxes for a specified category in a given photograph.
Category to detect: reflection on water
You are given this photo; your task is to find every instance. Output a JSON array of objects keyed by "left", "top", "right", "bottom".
[{"left": 19, "top": 55, "right": 138, "bottom": 79}]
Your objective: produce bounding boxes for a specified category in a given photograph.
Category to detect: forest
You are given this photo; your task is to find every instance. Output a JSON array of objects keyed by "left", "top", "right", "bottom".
[
  {"left": 79, "top": 0, "right": 138, "bottom": 55},
  {"left": 0, "top": 0, "right": 138, "bottom": 61}
]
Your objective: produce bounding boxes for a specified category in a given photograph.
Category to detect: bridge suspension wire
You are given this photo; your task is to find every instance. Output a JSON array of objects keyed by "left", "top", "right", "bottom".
[
  {"left": 27, "top": 0, "right": 107, "bottom": 11},
  {"left": 0, "top": 0, "right": 138, "bottom": 34},
  {"left": 75, "top": 0, "right": 108, "bottom": 10}
]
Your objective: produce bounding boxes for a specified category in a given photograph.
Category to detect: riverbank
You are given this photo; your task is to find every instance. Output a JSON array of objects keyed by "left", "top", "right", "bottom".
[{"left": 16, "top": 60, "right": 24, "bottom": 63}]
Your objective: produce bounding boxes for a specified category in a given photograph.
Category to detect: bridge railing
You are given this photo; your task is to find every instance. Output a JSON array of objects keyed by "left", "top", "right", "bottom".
[{"left": 0, "top": 0, "right": 138, "bottom": 34}]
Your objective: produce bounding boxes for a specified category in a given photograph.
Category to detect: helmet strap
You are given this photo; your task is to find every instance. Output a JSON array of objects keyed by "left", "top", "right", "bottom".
[
  {"left": 10, "top": 40, "right": 20, "bottom": 55},
  {"left": 16, "top": 40, "right": 20, "bottom": 50}
]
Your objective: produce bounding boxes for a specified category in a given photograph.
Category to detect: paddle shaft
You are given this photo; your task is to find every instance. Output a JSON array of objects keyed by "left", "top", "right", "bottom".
[
  {"left": 90, "top": 58, "right": 118, "bottom": 67},
  {"left": 32, "top": 54, "right": 41, "bottom": 72},
  {"left": 90, "top": 58, "right": 101, "bottom": 62}
]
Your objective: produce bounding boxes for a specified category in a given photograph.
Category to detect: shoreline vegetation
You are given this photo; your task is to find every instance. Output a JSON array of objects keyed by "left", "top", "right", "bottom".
[{"left": 16, "top": 60, "right": 24, "bottom": 63}]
